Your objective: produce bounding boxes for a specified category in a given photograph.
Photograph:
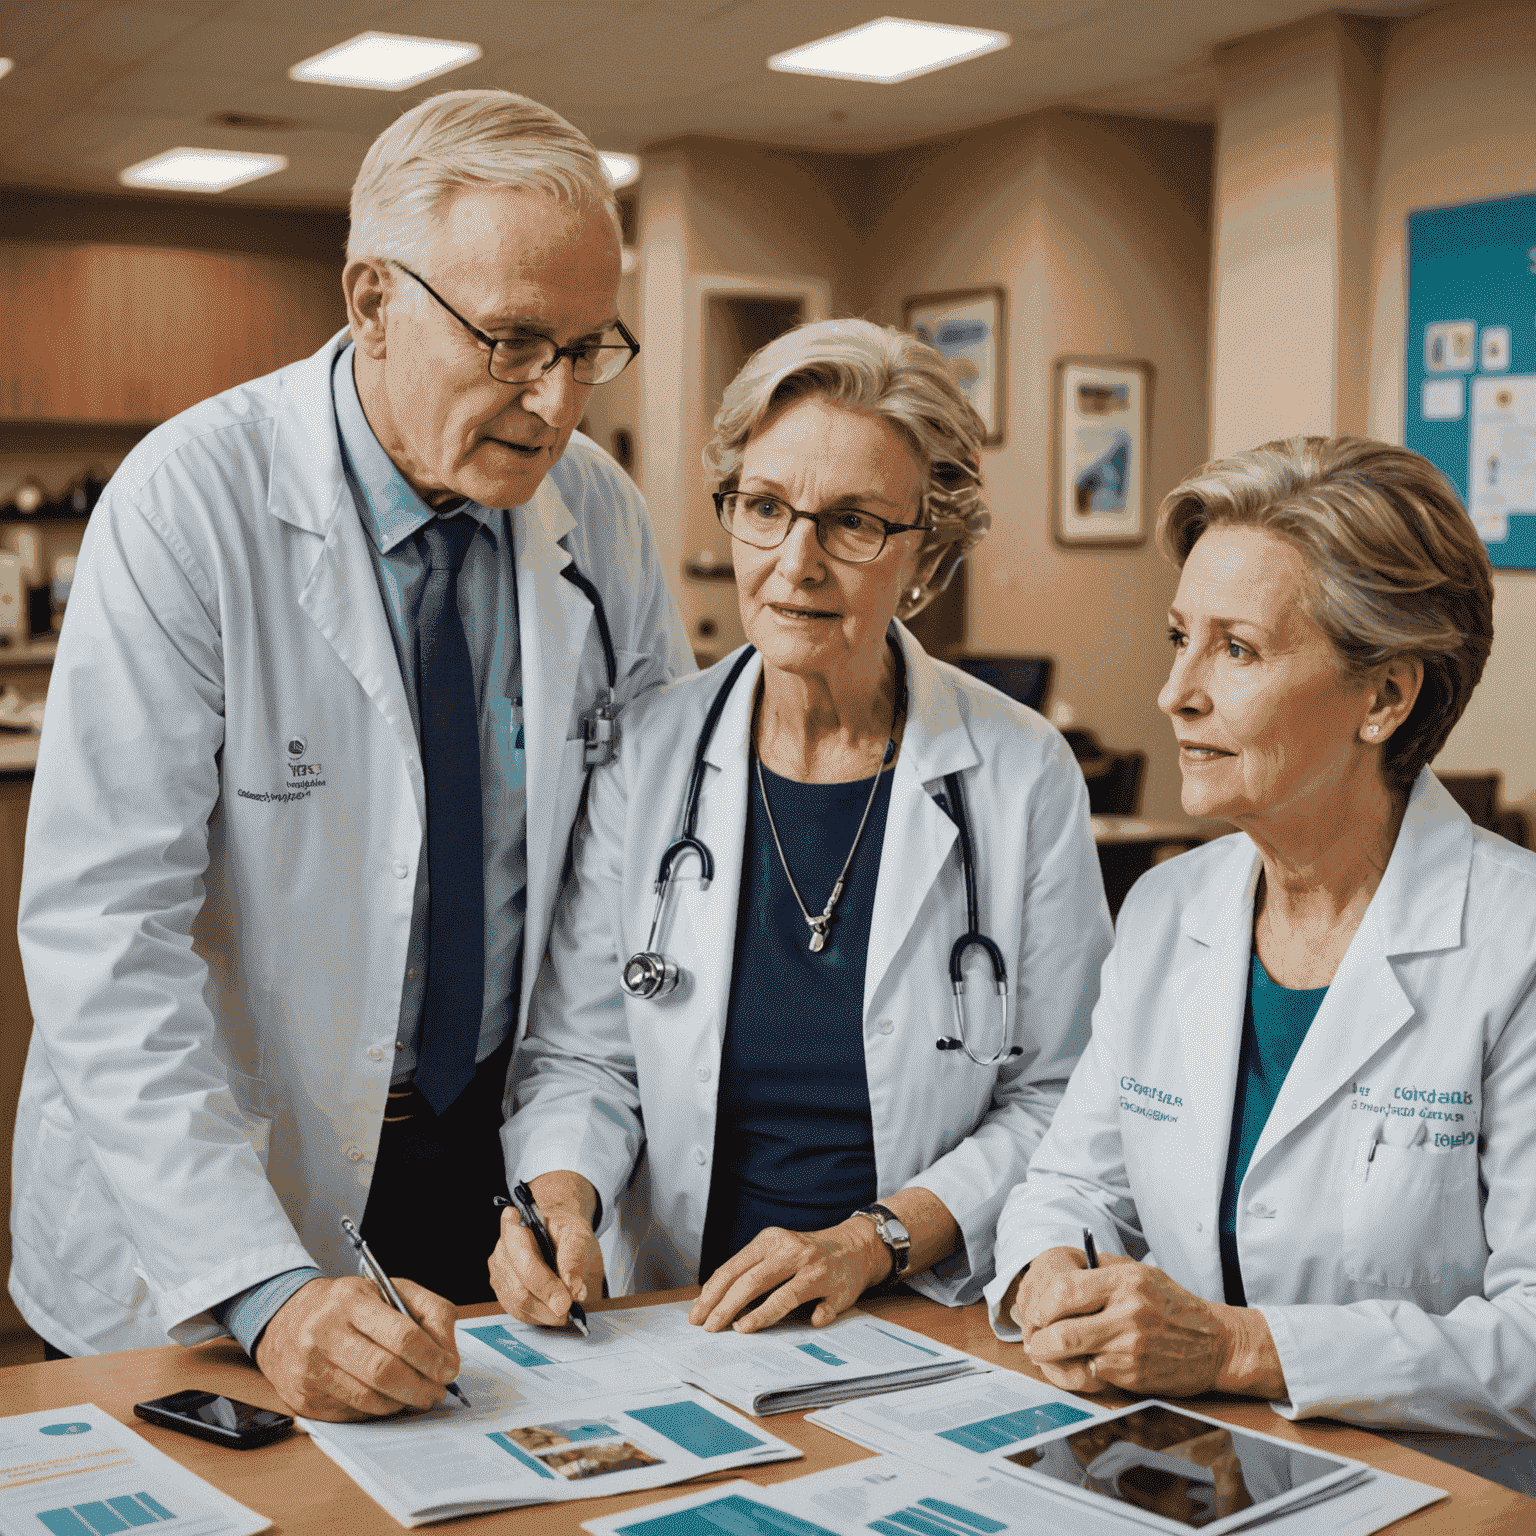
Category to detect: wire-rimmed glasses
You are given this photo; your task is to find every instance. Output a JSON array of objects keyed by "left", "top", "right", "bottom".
[
  {"left": 713, "top": 490, "right": 927, "bottom": 565},
  {"left": 393, "top": 263, "right": 639, "bottom": 385}
]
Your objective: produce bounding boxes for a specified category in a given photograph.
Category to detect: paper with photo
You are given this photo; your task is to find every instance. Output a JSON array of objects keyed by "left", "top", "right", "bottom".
[
  {"left": 807, "top": 1369, "right": 1113, "bottom": 1471},
  {"left": 594, "top": 1298, "right": 983, "bottom": 1415},
  {"left": 0, "top": 1401, "right": 270, "bottom": 1536},
  {"left": 301, "top": 1384, "right": 798, "bottom": 1527}
]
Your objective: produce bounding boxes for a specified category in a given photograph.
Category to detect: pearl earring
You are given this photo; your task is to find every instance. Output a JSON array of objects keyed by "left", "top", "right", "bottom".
[
  {"left": 909, "top": 586, "right": 922, "bottom": 602},
  {"left": 1367, "top": 725, "right": 1379, "bottom": 737}
]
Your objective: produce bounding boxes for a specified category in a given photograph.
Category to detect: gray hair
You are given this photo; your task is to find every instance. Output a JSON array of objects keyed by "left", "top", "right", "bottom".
[
  {"left": 704, "top": 318, "right": 990, "bottom": 619},
  {"left": 1156, "top": 436, "right": 1495, "bottom": 797},
  {"left": 348, "top": 89, "right": 620, "bottom": 265}
]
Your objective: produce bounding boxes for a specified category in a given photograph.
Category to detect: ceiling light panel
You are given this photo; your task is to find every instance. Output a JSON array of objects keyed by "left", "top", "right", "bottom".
[
  {"left": 768, "top": 16, "right": 1010, "bottom": 84},
  {"left": 600, "top": 152, "right": 640, "bottom": 189},
  {"left": 289, "top": 32, "right": 482, "bottom": 91},
  {"left": 119, "top": 148, "right": 289, "bottom": 193}
]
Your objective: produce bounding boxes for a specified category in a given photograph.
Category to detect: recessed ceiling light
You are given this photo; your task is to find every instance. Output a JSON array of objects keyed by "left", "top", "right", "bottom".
[
  {"left": 119, "top": 148, "right": 289, "bottom": 193},
  {"left": 768, "top": 16, "right": 1010, "bottom": 84},
  {"left": 0, "top": 59, "right": 13, "bottom": 82},
  {"left": 289, "top": 31, "right": 481, "bottom": 91},
  {"left": 601, "top": 153, "right": 640, "bottom": 190}
]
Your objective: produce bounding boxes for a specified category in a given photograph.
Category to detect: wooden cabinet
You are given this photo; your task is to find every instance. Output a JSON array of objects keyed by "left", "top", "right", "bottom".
[
  {"left": 0, "top": 779, "right": 32, "bottom": 1341},
  {"left": 0, "top": 241, "right": 346, "bottom": 423}
]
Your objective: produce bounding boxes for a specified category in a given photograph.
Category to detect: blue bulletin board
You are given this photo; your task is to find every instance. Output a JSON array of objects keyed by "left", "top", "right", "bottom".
[{"left": 1405, "top": 192, "right": 1536, "bottom": 570}]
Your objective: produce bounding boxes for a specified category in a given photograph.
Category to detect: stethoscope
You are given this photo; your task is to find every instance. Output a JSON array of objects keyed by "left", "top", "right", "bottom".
[
  {"left": 619, "top": 639, "right": 1019, "bottom": 1066},
  {"left": 559, "top": 564, "right": 620, "bottom": 767}
]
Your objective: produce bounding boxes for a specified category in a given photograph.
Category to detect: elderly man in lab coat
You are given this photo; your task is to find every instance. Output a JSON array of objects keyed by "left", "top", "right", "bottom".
[{"left": 10, "top": 90, "right": 691, "bottom": 1420}]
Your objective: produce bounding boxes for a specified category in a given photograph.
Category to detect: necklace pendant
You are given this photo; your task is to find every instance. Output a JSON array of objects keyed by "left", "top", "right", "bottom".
[{"left": 808, "top": 923, "right": 827, "bottom": 954}]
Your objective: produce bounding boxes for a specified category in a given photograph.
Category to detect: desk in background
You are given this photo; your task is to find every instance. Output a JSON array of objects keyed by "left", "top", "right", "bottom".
[
  {"left": 1091, "top": 815, "right": 1212, "bottom": 918},
  {"left": 1, "top": 1288, "right": 1528, "bottom": 1534}
]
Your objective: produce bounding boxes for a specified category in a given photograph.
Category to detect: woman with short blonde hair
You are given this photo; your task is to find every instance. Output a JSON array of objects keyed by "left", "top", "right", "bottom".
[
  {"left": 989, "top": 436, "right": 1536, "bottom": 1491},
  {"left": 491, "top": 318, "right": 1111, "bottom": 1334}
]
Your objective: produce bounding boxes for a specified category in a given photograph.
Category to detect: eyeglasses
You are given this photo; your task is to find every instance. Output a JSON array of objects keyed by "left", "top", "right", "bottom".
[
  {"left": 713, "top": 491, "right": 927, "bottom": 565},
  {"left": 392, "top": 263, "right": 639, "bottom": 386}
]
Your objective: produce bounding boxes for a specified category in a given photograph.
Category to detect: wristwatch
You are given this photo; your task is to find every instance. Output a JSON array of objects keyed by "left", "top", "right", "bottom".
[{"left": 852, "top": 1203, "right": 911, "bottom": 1280}]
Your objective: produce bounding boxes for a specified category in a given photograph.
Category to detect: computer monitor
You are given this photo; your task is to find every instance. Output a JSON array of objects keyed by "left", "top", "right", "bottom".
[{"left": 949, "top": 654, "right": 1054, "bottom": 715}]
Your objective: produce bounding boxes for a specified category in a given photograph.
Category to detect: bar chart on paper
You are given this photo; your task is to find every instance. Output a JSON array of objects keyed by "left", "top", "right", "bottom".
[{"left": 37, "top": 1491, "right": 179, "bottom": 1534}]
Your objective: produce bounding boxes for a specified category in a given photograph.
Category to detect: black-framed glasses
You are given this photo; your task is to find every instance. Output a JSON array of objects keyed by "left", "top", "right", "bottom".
[
  {"left": 393, "top": 263, "right": 639, "bottom": 386},
  {"left": 713, "top": 490, "right": 927, "bottom": 565}
]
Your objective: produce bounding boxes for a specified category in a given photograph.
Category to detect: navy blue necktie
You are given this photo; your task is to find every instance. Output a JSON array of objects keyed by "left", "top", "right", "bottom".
[{"left": 413, "top": 514, "right": 485, "bottom": 1115}]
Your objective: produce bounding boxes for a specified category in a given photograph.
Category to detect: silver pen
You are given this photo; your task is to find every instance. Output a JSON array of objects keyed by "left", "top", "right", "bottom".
[{"left": 339, "top": 1217, "right": 470, "bottom": 1407}]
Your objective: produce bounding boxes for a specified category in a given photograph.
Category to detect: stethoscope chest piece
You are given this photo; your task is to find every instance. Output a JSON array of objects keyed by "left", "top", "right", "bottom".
[{"left": 621, "top": 949, "right": 679, "bottom": 1000}]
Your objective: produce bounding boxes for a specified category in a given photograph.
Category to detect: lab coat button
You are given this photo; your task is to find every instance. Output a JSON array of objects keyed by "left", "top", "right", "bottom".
[
  {"left": 1194, "top": 1220, "right": 1203, "bottom": 1233},
  {"left": 346, "top": 1147, "right": 362, "bottom": 1162},
  {"left": 877, "top": 1019, "right": 894, "bottom": 1035},
  {"left": 693, "top": 1147, "right": 707, "bottom": 1166},
  {"left": 696, "top": 1066, "right": 711, "bottom": 1082},
  {"left": 392, "top": 861, "right": 409, "bottom": 879},
  {"left": 1248, "top": 1201, "right": 1272, "bottom": 1218},
  {"left": 367, "top": 1046, "right": 383, "bottom": 1061}
]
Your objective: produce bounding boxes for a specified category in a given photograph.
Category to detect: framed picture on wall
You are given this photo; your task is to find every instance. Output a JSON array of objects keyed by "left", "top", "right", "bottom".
[
  {"left": 903, "top": 287, "right": 1005, "bottom": 445},
  {"left": 1052, "top": 356, "right": 1153, "bottom": 548}
]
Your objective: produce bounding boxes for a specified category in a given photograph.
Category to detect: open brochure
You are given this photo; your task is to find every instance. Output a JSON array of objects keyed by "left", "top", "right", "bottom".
[
  {"left": 807, "top": 1369, "right": 1114, "bottom": 1470},
  {"left": 589, "top": 1298, "right": 984, "bottom": 1415},
  {"left": 582, "top": 1453, "right": 1449, "bottom": 1536},
  {"left": 0, "top": 1402, "right": 270, "bottom": 1536},
  {"left": 988, "top": 1399, "right": 1413, "bottom": 1536},
  {"left": 300, "top": 1379, "right": 798, "bottom": 1528}
]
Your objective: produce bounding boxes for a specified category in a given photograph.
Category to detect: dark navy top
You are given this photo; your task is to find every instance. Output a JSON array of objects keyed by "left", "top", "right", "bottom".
[
  {"left": 697, "top": 757, "right": 894, "bottom": 1280},
  {"left": 1218, "top": 953, "right": 1328, "bottom": 1304}
]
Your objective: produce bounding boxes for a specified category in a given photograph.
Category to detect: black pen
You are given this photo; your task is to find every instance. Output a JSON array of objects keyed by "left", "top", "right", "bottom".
[
  {"left": 339, "top": 1217, "right": 470, "bottom": 1407},
  {"left": 498, "top": 1184, "right": 590, "bottom": 1336},
  {"left": 1082, "top": 1227, "right": 1099, "bottom": 1269}
]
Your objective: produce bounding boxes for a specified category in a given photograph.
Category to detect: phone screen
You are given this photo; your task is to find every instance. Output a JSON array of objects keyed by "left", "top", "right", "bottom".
[{"left": 144, "top": 1391, "right": 291, "bottom": 1434}]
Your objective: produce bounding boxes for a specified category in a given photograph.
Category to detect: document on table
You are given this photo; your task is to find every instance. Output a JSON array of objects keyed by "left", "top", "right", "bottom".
[
  {"left": 582, "top": 1453, "right": 1448, "bottom": 1536},
  {"left": 0, "top": 1402, "right": 270, "bottom": 1536},
  {"left": 581, "top": 1456, "right": 1119, "bottom": 1536},
  {"left": 807, "top": 1369, "right": 1114, "bottom": 1470},
  {"left": 300, "top": 1370, "right": 798, "bottom": 1529},
  {"left": 595, "top": 1298, "right": 984, "bottom": 1415}
]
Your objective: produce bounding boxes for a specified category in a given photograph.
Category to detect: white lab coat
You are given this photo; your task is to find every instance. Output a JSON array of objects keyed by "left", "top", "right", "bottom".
[
  {"left": 10, "top": 331, "right": 692, "bottom": 1355},
  {"left": 505, "top": 628, "right": 1112, "bottom": 1303},
  {"left": 985, "top": 770, "right": 1536, "bottom": 1470}
]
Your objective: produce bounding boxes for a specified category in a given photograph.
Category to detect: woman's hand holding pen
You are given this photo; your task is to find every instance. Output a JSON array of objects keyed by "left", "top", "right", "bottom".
[
  {"left": 487, "top": 1171, "right": 606, "bottom": 1329},
  {"left": 1010, "top": 1242, "right": 1284, "bottom": 1399},
  {"left": 254, "top": 1275, "right": 461, "bottom": 1421}
]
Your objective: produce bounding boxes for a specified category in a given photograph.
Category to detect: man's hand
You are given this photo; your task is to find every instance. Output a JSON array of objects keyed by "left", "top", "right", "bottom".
[
  {"left": 1012, "top": 1245, "right": 1284, "bottom": 1399},
  {"left": 254, "top": 1275, "right": 461, "bottom": 1421},
  {"left": 486, "top": 1172, "right": 605, "bottom": 1328},
  {"left": 688, "top": 1218, "right": 890, "bottom": 1333}
]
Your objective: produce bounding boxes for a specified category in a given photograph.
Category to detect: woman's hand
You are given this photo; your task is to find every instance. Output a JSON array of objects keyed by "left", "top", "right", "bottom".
[
  {"left": 1012, "top": 1245, "right": 1285, "bottom": 1399},
  {"left": 688, "top": 1218, "right": 891, "bottom": 1333},
  {"left": 487, "top": 1172, "right": 606, "bottom": 1329}
]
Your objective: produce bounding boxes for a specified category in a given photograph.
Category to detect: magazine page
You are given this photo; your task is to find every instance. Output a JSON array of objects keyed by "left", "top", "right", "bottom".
[
  {"left": 807, "top": 1369, "right": 1112, "bottom": 1470},
  {"left": 0, "top": 1402, "right": 270, "bottom": 1536},
  {"left": 594, "top": 1299, "right": 983, "bottom": 1414},
  {"left": 581, "top": 1457, "right": 1122, "bottom": 1536},
  {"left": 989, "top": 1400, "right": 1371, "bottom": 1536},
  {"left": 303, "top": 1384, "right": 799, "bottom": 1527}
]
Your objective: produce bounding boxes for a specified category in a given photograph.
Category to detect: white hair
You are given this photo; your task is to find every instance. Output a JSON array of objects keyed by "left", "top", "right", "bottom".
[{"left": 348, "top": 88, "right": 620, "bottom": 265}]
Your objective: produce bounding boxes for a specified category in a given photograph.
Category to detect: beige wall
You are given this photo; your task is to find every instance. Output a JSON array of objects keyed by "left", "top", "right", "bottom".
[{"left": 860, "top": 112, "right": 1216, "bottom": 823}]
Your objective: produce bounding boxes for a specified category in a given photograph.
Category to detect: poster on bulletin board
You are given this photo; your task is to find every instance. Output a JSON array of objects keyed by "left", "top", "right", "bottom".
[{"left": 1405, "top": 191, "right": 1536, "bottom": 570}]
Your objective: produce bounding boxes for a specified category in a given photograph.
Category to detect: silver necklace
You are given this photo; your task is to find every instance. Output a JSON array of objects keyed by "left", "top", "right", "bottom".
[{"left": 754, "top": 717, "right": 897, "bottom": 955}]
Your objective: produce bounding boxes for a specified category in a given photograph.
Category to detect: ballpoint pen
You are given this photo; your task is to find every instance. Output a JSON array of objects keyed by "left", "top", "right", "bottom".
[
  {"left": 339, "top": 1217, "right": 471, "bottom": 1407},
  {"left": 1082, "top": 1227, "right": 1099, "bottom": 1270},
  {"left": 496, "top": 1184, "right": 590, "bottom": 1336}
]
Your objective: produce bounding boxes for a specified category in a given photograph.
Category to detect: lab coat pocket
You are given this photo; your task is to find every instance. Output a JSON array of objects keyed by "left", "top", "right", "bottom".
[{"left": 1343, "top": 1140, "right": 1477, "bottom": 1289}]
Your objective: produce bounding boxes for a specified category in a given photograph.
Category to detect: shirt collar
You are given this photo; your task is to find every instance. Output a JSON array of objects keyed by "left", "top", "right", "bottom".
[{"left": 332, "top": 341, "right": 495, "bottom": 553}]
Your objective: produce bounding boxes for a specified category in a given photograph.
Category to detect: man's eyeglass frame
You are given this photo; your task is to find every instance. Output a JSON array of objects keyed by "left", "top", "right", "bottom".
[
  {"left": 712, "top": 490, "right": 928, "bottom": 565},
  {"left": 391, "top": 262, "right": 639, "bottom": 386}
]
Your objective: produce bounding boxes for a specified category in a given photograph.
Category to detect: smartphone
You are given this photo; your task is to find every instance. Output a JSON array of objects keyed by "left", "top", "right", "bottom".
[{"left": 133, "top": 1389, "right": 293, "bottom": 1450}]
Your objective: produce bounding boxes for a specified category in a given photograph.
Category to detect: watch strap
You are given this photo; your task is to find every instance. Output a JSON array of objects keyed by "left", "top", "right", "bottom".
[{"left": 853, "top": 1202, "right": 911, "bottom": 1278}]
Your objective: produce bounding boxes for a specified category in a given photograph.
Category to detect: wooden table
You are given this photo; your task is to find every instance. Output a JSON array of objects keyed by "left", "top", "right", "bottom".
[{"left": 3, "top": 1288, "right": 1530, "bottom": 1533}]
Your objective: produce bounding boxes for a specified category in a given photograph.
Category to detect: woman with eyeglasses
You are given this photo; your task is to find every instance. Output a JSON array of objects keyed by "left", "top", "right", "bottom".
[{"left": 489, "top": 318, "right": 1112, "bottom": 1332}]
